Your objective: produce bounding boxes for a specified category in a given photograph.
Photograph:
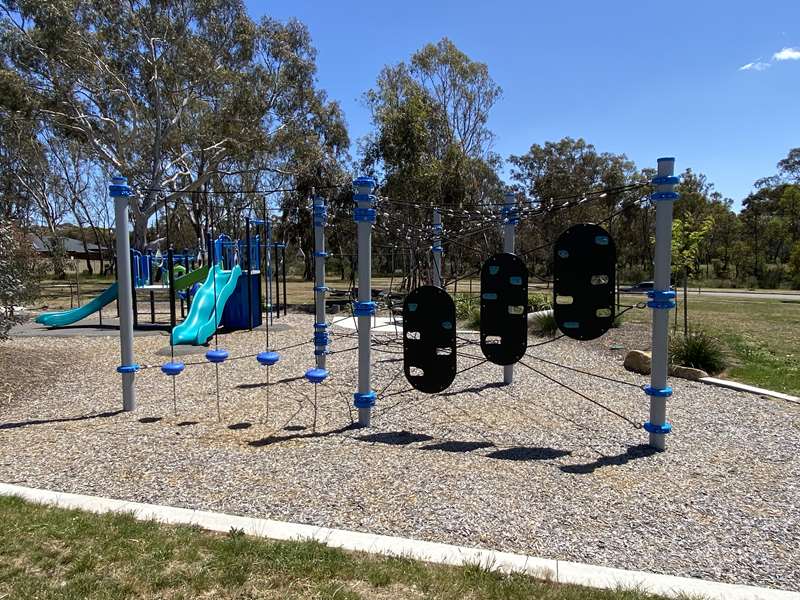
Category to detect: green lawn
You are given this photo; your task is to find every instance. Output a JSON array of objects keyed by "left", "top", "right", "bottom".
[
  {"left": 622, "top": 294, "right": 800, "bottom": 395},
  {"left": 0, "top": 495, "right": 684, "bottom": 600}
]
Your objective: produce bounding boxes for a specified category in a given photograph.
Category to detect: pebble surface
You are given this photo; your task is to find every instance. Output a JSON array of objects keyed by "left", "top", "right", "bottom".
[{"left": 0, "top": 313, "right": 798, "bottom": 592}]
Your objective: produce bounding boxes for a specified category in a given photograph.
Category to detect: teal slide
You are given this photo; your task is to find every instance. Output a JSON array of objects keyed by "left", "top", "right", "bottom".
[
  {"left": 171, "top": 264, "right": 242, "bottom": 346},
  {"left": 35, "top": 283, "right": 119, "bottom": 327}
]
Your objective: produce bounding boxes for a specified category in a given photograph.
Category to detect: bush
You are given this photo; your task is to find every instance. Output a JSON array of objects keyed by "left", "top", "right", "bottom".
[
  {"left": 669, "top": 330, "right": 726, "bottom": 374},
  {"left": 530, "top": 311, "right": 558, "bottom": 337},
  {"left": 454, "top": 293, "right": 480, "bottom": 322},
  {"left": 528, "top": 291, "right": 551, "bottom": 312},
  {"left": 1, "top": 219, "right": 44, "bottom": 340}
]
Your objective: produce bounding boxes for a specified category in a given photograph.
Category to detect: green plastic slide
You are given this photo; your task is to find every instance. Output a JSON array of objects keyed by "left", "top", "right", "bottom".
[
  {"left": 171, "top": 264, "right": 242, "bottom": 346},
  {"left": 35, "top": 283, "right": 119, "bottom": 327}
]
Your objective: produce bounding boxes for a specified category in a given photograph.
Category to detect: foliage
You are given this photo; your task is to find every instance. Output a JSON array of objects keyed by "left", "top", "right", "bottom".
[
  {"left": 1, "top": 0, "right": 348, "bottom": 249},
  {"left": 669, "top": 330, "right": 726, "bottom": 375},
  {"left": 530, "top": 311, "right": 558, "bottom": 337},
  {"left": 0, "top": 219, "right": 43, "bottom": 340},
  {"left": 528, "top": 291, "right": 552, "bottom": 311}
]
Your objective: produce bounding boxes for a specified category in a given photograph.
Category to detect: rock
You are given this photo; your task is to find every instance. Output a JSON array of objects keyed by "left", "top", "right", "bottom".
[
  {"left": 669, "top": 365, "right": 709, "bottom": 381},
  {"left": 623, "top": 350, "right": 709, "bottom": 381},
  {"left": 624, "top": 350, "right": 651, "bottom": 374}
]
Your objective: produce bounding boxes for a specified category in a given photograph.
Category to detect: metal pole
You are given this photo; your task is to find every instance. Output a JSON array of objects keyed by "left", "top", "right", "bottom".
[
  {"left": 645, "top": 157, "right": 679, "bottom": 451},
  {"left": 167, "top": 247, "right": 176, "bottom": 330},
  {"left": 111, "top": 176, "right": 136, "bottom": 412},
  {"left": 432, "top": 207, "right": 443, "bottom": 288},
  {"left": 274, "top": 243, "right": 280, "bottom": 319},
  {"left": 246, "top": 217, "right": 253, "bottom": 330},
  {"left": 353, "top": 177, "right": 377, "bottom": 426},
  {"left": 281, "top": 244, "right": 287, "bottom": 316},
  {"left": 313, "top": 195, "right": 328, "bottom": 369},
  {"left": 266, "top": 219, "right": 273, "bottom": 327},
  {"left": 502, "top": 191, "right": 517, "bottom": 385}
]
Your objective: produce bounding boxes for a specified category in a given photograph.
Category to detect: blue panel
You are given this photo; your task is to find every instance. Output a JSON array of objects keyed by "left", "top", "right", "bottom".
[{"left": 221, "top": 272, "right": 262, "bottom": 330}]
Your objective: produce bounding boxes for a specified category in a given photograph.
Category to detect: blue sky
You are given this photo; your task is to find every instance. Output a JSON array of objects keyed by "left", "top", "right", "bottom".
[{"left": 248, "top": 1, "right": 800, "bottom": 207}]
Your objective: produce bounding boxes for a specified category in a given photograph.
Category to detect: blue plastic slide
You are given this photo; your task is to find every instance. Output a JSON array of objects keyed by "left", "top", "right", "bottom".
[
  {"left": 35, "top": 282, "right": 119, "bottom": 327},
  {"left": 171, "top": 264, "right": 242, "bottom": 346}
]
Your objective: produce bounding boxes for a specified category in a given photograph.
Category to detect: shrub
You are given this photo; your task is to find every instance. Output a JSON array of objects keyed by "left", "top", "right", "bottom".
[
  {"left": 0, "top": 219, "right": 43, "bottom": 340},
  {"left": 530, "top": 311, "right": 558, "bottom": 337},
  {"left": 669, "top": 330, "right": 726, "bottom": 374},
  {"left": 528, "top": 291, "right": 551, "bottom": 312},
  {"left": 454, "top": 293, "right": 480, "bottom": 322}
]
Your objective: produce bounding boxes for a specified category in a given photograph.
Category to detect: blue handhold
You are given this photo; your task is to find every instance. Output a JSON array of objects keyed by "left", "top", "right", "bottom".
[
  {"left": 482, "top": 292, "right": 497, "bottom": 300},
  {"left": 161, "top": 361, "right": 185, "bottom": 376},
  {"left": 109, "top": 176, "right": 132, "bottom": 197},
  {"left": 407, "top": 303, "right": 418, "bottom": 312},
  {"left": 558, "top": 249, "right": 569, "bottom": 258},
  {"left": 256, "top": 351, "right": 280, "bottom": 366},
  {"left": 314, "top": 322, "right": 328, "bottom": 330},
  {"left": 353, "top": 207, "right": 377, "bottom": 223},
  {"left": 563, "top": 321, "right": 579, "bottom": 329},
  {"left": 489, "top": 266, "right": 500, "bottom": 275},
  {"left": 647, "top": 300, "right": 676, "bottom": 310},
  {"left": 643, "top": 385, "right": 673, "bottom": 397},
  {"left": 116, "top": 364, "right": 140, "bottom": 374},
  {"left": 353, "top": 390, "right": 376, "bottom": 408},
  {"left": 313, "top": 251, "right": 328, "bottom": 257},
  {"left": 305, "top": 367, "right": 328, "bottom": 384},
  {"left": 643, "top": 421, "right": 672, "bottom": 435},
  {"left": 441, "top": 320, "right": 453, "bottom": 330},
  {"left": 314, "top": 331, "right": 329, "bottom": 345},
  {"left": 595, "top": 236, "right": 610, "bottom": 245},
  {"left": 313, "top": 285, "right": 329, "bottom": 292},
  {"left": 206, "top": 349, "right": 229, "bottom": 363},
  {"left": 353, "top": 176, "right": 377, "bottom": 191},
  {"left": 509, "top": 276, "right": 522, "bottom": 285},
  {"left": 431, "top": 245, "right": 444, "bottom": 253}
]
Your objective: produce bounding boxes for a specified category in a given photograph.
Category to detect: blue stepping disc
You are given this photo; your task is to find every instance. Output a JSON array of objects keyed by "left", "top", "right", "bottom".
[
  {"left": 257, "top": 351, "right": 280, "bottom": 366},
  {"left": 305, "top": 367, "right": 328, "bottom": 384},
  {"left": 206, "top": 349, "right": 229, "bottom": 363},
  {"left": 161, "top": 361, "right": 185, "bottom": 376}
]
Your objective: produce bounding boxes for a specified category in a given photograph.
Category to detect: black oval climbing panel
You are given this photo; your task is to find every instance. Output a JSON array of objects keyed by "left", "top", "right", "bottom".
[
  {"left": 403, "top": 285, "right": 457, "bottom": 393},
  {"left": 480, "top": 253, "right": 529, "bottom": 365},
  {"left": 553, "top": 224, "right": 616, "bottom": 341}
]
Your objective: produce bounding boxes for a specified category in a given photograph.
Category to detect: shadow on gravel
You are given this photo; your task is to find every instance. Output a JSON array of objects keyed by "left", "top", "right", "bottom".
[
  {"left": 440, "top": 381, "right": 506, "bottom": 397},
  {"left": 559, "top": 444, "right": 658, "bottom": 474},
  {"left": 0, "top": 410, "right": 123, "bottom": 430},
  {"left": 249, "top": 422, "right": 359, "bottom": 447},
  {"left": 284, "top": 425, "right": 306, "bottom": 431},
  {"left": 486, "top": 446, "right": 571, "bottom": 461},
  {"left": 356, "top": 430, "right": 434, "bottom": 445},
  {"left": 236, "top": 375, "right": 305, "bottom": 390},
  {"left": 228, "top": 422, "right": 252, "bottom": 430},
  {"left": 176, "top": 421, "right": 199, "bottom": 427},
  {"left": 420, "top": 440, "right": 495, "bottom": 453},
  {"left": 139, "top": 417, "right": 162, "bottom": 424}
]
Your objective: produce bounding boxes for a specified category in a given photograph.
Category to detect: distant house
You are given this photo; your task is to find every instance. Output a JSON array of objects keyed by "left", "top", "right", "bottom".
[{"left": 29, "top": 234, "right": 110, "bottom": 261}]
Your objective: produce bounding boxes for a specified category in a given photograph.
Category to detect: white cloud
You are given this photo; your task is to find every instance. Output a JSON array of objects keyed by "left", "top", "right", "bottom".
[
  {"left": 739, "top": 61, "right": 771, "bottom": 71},
  {"left": 773, "top": 47, "right": 800, "bottom": 61}
]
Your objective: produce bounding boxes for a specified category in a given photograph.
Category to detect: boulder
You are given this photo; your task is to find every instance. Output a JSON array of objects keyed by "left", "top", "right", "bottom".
[
  {"left": 623, "top": 350, "right": 651, "bottom": 374},
  {"left": 669, "top": 365, "right": 709, "bottom": 381},
  {"left": 623, "top": 350, "right": 709, "bottom": 381}
]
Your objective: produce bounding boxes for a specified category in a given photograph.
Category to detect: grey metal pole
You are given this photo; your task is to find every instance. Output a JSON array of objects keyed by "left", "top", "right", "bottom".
[
  {"left": 353, "top": 177, "right": 377, "bottom": 426},
  {"left": 645, "top": 157, "right": 679, "bottom": 450},
  {"left": 110, "top": 176, "right": 136, "bottom": 411},
  {"left": 432, "top": 207, "right": 443, "bottom": 288},
  {"left": 313, "top": 195, "right": 328, "bottom": 369},
  {"left": 502, "top": 191, "right": 517, "bottom": 385}
]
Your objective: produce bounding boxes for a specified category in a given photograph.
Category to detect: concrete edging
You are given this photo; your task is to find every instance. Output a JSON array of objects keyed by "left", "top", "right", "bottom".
[
  {"left": 0, "top": 483, "right": 796, "bottom": 600},
  {"left": 699, "top": 377, "right": 800, "bottom": 403}
]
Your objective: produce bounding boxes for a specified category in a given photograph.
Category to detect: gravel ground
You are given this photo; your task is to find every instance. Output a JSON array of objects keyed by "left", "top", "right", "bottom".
[{"left": 1, "top": 312, "right": 798, "bottom": 592}]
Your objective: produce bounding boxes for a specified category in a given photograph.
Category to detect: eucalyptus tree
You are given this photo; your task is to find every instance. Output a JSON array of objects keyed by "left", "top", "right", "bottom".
[
  {"left": 362, "top": 38, "right": 504, "bottom": 285},
  {"left": 1, "top": 0, "right": 349, "bottom": 249}
]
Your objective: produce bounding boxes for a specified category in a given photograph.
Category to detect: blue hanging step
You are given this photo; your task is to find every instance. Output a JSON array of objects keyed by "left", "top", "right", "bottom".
[
  {"left": 305, "top": 368, "right": 328, "bottom": 384},
  {"left": 161, "top": 361, "right": 185, "bottom": 376},
  {"left": 257, "top": 351, "right": 280, "bottom": 366},
  {"left": 206, "top": 349, "right": 229, "bottom": 363}
]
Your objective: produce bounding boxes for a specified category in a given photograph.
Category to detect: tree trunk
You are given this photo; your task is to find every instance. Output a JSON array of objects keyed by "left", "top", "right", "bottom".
[{"left": 132, "top": 213, "right": 148, "bottom": 251}]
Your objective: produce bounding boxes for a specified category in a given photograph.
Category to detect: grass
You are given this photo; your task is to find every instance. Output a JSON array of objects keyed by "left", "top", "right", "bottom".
[
  {"left": 621, "top": 293, "right": 800, "bottom": 395},
  {"left": 0, "top": 495, "right": 686, "bottom": 600}
]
